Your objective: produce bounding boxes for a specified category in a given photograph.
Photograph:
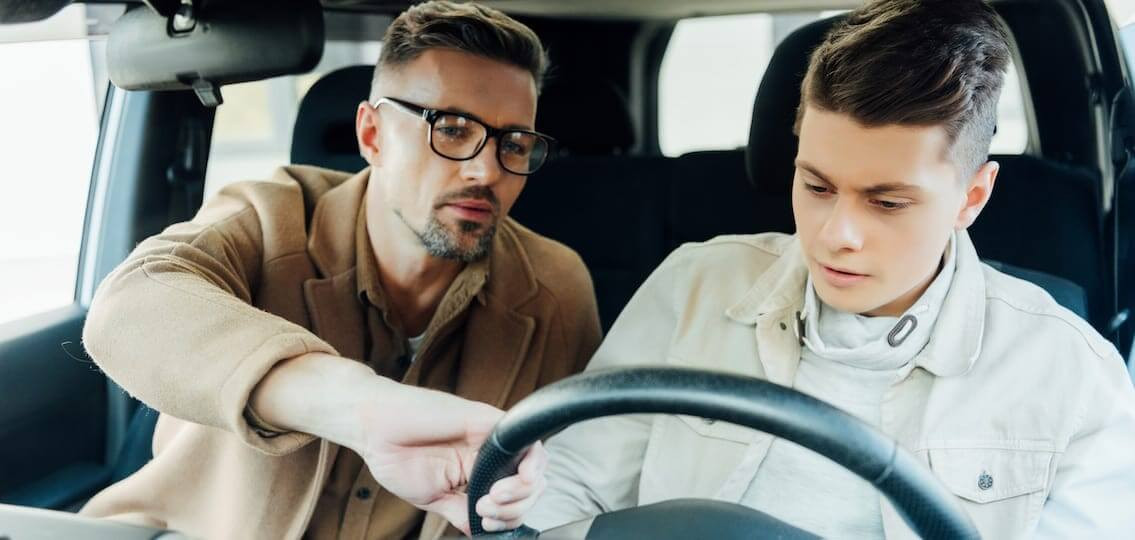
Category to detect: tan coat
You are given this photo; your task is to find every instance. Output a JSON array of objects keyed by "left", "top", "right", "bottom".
[
  {"left": 530, "top": 232, "right": 1135, "bottom": 539},
  {"left": 79, "top": 165, "right": 602, "bottom": 539}
]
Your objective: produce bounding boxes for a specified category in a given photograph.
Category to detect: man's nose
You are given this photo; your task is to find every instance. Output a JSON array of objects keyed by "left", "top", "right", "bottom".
[
  {"left": 818, "top": 199, "right": 865, "bottom": 253},
  {"left": 460, "top": 137, "right": 505, "bottom": 185}
]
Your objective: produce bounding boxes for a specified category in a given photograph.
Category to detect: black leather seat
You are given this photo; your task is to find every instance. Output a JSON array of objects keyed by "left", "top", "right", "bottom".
[
  {"left": 673, "top": 15, "right": 1097, "bottom": 322},
  {"left": 291, "top": 65, "right": 371, "bottom": 172},
  {"left": 514, "top": 78, "right": 674, "bottom": 330}
]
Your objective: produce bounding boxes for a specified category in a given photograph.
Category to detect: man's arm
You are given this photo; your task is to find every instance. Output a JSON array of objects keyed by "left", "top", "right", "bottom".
[
  {"left": 524, "top": 246, "right": 688, "bottom": 531},
  {"left": 1033, "top": 352, "right": 1135, "bottom": 538},
  {"left": 249, "top": 352, "right": 546, "bottom": 534},
  {"left": 82, "top": 182, "right": 336, "bottom": 454}
]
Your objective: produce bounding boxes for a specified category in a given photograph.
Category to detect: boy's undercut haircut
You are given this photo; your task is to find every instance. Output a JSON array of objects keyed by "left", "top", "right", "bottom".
[
  {"left": 371, "top": 1, "right": 548, "bottom": 98},
  {"left": 796, "top": 0, "right": 1011, "bottom": 177}
]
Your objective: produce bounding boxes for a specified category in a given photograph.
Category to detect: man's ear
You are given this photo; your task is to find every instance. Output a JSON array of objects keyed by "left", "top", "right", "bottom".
[
  {"left": 356, "top": 101, "right": 381, "bottom": 165},
  {"left": 955, "top": 160, "right": 999, "bottom": 230}
]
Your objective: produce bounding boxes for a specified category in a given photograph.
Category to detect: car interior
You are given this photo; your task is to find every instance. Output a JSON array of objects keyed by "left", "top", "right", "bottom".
[{"left": 2, "top": 0, "right": 1135, "bottom": 536}]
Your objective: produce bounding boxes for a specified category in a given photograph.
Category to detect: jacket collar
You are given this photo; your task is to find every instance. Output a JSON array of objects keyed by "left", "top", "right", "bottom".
[
  {"left": 725, "top": 238, "right": 809, "bottom": 323},
  {"left": 724, "top": 231, "right": 987, "bottom": 378}
]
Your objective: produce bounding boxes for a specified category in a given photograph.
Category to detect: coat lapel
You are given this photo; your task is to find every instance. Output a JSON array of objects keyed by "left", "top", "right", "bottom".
[
  {"left": 452, "top": 219, "right": 541, "bottom": 409},
  {"left": 301, "top": 169, "right": 369, "bottom": 361}
]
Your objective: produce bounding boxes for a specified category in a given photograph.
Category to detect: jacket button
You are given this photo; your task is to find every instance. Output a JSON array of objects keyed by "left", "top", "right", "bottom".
[
  {"left": 779, "top": 322, "right": 787, "bottom": 330},
  {"left": 978, "top": 472, "right": 994, "bottom": 491},
  {"left": 356, "top": 487, "right": 373, "bottom": 500}
]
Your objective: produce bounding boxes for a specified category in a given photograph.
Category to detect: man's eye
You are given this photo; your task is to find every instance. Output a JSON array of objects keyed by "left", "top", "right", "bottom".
[
  {"left": 436, "top": 126, "right": 471, "bottom": 140},
  {"left": 804, "top": 183, "right": 830, "bottom": 194},
  {"left": 502, "top": 140, "right": 531, "bottom": 156}
]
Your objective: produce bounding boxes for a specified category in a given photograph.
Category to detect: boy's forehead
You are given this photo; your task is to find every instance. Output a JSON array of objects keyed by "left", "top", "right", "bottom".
[{"left": 796, "top": 107, "right": 958, "bottom": 188}]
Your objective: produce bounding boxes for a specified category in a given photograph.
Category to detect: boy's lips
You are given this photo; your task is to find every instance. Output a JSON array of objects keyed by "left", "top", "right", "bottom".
[{"left": 819, "top": 263, "right": 869, "bottom": 288}]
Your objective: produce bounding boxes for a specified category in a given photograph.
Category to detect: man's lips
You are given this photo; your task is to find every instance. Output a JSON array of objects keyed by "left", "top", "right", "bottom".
[
  {"left": 443, "top": 199, "right": 496, "bottom": 221},
  {"left": 449, "top": 199, "right": 494, "bottom": 212}
]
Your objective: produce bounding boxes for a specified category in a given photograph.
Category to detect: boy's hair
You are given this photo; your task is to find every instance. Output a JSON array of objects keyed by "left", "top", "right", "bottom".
[
  {"left": 371, "top": 1, "right": 547, "bottom": 97},
  {"left": 796, "top": 0, "right": 1010, "bottom": 177}
]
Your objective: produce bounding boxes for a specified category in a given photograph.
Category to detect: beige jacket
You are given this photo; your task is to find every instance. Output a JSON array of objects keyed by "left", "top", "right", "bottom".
[
  {"left": 79, "top": 166, "right": 601, "bottom": 539},
  {"left": 530, "top": 232, "right": 1135, "bottom": 539}
]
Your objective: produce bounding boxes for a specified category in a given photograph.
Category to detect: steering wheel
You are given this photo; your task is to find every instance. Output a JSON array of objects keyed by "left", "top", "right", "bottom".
[{"left": 465, "top": 367, "right": 980, "bottom": 539}]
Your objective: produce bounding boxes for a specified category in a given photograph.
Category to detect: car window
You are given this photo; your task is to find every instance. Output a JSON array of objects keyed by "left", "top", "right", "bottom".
[
  {"left": 204, "top": 40, "right": 382, "bottom": 197},
  {"left": 0, "top": 5, "right": 119, "bottom": 325},
  {"left": 658, "top": 12, "right": 1030, "bottom": 157}
]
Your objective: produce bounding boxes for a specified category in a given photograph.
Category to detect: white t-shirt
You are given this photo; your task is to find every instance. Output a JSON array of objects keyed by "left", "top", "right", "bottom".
[{"left": 407, "top": 333, "right": 426, "bottom": 363}]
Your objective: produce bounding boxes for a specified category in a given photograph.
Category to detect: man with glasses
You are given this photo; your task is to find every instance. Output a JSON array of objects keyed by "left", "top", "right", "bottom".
[{"left": 79, "top": 2, "right": 599, "bottom": 539}]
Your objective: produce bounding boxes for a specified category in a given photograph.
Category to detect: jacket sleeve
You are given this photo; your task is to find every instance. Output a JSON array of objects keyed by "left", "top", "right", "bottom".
[
  {"left": 1033, "top": 350, "right": 1135, "bottom": 538},
  {"left": 525, "top": 246, "right": 688, "bottom": 531},
  {"left": 82, "top": 181, "right": 337, "bottom": 456}
]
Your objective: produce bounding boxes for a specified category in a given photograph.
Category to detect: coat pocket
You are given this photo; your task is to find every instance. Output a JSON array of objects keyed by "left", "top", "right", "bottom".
[{"left": 925, "top": 447, "right": 1054, "bottom": 538}]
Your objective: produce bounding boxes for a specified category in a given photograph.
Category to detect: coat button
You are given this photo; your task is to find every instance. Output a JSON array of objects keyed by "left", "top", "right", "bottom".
[
  {"left": 356, "top": 487, "right": 373, "bottom": 500},
  {"left": 978, "top": 472, "right": 994, "bottom": 491},
  {"left": 779, "top": 322, "right": 787, "bottom": 330}
]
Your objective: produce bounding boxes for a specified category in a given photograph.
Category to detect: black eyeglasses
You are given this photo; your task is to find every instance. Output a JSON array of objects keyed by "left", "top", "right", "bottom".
[{"left": 372, "top": 96, "right": 554, "bottom": 176}]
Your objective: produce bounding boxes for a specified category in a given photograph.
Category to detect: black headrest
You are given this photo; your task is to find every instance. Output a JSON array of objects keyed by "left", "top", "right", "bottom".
[
  {"left": 291, "top": 64, "right": 371, "bottom": 173},
  {"left": 291, "top": 65, "right": 636, "bottom": 168},
  {"left": 537, "top": 78, "right": 635, "bottom": 156},
  {"left": 746, "top": 16, "right": 843, "bottom": 193}
]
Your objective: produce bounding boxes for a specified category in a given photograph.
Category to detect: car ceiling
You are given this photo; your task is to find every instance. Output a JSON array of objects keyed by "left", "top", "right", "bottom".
[
  {"left": 323, "top": 0, "right": 863, "bottom": 19},
  {"left": 5, "top": 0, "right": 863, "bottom": 24}
]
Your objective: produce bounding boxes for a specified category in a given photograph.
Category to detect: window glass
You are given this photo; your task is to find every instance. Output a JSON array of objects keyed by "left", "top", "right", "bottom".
[
  {"left": 659, "top": 13, "right": 1030, "bottom": 157},
  {"left": 0, "top": 5, "right": 118, "bottom": 325}
]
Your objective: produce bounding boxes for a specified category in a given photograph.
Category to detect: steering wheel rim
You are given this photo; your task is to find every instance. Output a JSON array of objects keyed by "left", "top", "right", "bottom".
[{"left": 466, "top": 367, "right": 979, "bottom": 539}]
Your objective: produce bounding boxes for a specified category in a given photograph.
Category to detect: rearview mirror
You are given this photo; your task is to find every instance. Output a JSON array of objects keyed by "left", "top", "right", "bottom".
[{"left": 107, "top": 0, "right": 324, "bottom": 107}]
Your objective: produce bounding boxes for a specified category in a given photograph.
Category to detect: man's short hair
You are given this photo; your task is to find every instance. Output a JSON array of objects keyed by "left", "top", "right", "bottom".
[
  {"left": 796, "top": 0, "right": 1011, "bottom": 177},
  {"left": 371, "top": 1, "right": 548, "bottom": 98}
]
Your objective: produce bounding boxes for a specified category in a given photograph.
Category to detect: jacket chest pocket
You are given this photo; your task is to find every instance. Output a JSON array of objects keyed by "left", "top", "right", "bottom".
[
  {"left": 926, "top": 447, "right": 1055, "bottom": 539},
  {"left": 639, "top": 415, "right": 766, "bottom": 505}
]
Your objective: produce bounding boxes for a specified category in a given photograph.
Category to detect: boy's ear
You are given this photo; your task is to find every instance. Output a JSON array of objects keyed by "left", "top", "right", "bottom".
[{"left": 955, "top": 160, "right": 999, "bottom": 230}]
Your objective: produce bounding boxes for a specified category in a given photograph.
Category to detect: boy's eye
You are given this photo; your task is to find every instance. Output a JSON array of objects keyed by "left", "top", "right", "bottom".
[{"left": 873, "top": 199, "right": 911, "bottom": 210}]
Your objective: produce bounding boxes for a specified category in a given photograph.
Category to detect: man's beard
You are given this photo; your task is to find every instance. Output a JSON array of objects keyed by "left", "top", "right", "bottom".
[
  {"left": 415, "top": 215, "right": 497, "bottom": 262},
  {"left": 398, "top": 186, "right": 500, "bottom": 263}
]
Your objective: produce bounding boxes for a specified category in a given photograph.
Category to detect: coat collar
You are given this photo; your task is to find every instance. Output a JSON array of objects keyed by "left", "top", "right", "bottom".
[{"left": 723, "top": 231, "right": 987, "bottom": 378}]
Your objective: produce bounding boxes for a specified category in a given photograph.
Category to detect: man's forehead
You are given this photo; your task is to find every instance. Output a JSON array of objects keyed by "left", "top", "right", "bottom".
[{"left": 376, "top": 49, "right": 537, "bottom": 128}]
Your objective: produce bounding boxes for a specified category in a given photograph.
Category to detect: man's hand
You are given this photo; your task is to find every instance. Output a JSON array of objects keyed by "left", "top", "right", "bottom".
[{"left": 249, "top": 352, "right": 548, "bottom": 535}]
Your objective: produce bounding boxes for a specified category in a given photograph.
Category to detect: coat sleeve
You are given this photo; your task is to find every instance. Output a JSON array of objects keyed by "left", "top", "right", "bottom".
[
  {"left": 82, "top": 181, "right": 337, "bottom": 456},
  {"left": 1033, "top": 350, "right": 1135, "bottom": 538},
  {"left": 525, "top": 246, "right": 689, "bottom": 531}
]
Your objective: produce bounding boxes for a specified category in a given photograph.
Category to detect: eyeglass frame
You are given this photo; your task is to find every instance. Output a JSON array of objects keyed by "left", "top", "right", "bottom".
[{"left": 370, "top": 96, "right": 555, "bottom": 176}]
